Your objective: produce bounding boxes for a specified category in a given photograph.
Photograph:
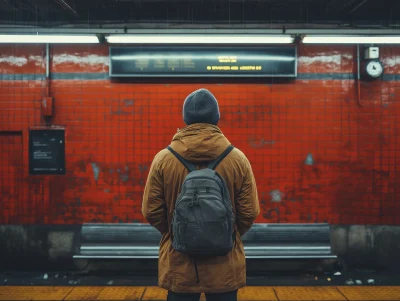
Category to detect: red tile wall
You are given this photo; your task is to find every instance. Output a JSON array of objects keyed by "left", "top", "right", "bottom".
[{"left": 0, "top": 44, "right": 399, "bottom": 225}]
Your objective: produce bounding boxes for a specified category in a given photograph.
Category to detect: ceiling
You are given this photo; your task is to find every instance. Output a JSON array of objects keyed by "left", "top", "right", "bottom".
[{"left": 0, "top": 0, "right": 398, "bottom": 28}]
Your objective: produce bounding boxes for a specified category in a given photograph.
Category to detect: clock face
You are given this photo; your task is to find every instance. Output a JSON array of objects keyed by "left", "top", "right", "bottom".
[{"left": 366, "top": 61, "right": 383, "bottom": 78}]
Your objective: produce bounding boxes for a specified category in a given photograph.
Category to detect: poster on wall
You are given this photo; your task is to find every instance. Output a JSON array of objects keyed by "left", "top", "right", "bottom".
[
  {"left": 109, "top": 46, "right": 297, "bottom": 78},
  {"left": 29, "top": 128, "right": 65, "bottom": 175}
]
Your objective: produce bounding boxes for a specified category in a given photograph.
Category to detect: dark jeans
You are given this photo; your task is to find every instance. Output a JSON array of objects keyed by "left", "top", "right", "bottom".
[{"left": 167, "top": 290, "right": 237, "bottom": 301}]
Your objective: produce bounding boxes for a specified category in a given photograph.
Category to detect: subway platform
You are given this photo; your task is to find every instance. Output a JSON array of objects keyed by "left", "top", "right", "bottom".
[
  {"left": 1, "top": 271, "right": 400, "bottom": 300},
  {"left": 1, "top": 285, "right": 400, "bottom": 300}
]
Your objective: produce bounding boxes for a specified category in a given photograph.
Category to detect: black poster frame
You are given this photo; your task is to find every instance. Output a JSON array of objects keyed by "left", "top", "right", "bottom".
[{"left": 29, "top": 129, "right": 66, "bottom": 175}]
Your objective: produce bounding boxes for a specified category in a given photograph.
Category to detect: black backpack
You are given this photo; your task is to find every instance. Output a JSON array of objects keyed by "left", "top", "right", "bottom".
[{"left": 167, "top": 145, "right": 235, "bottom": 257}]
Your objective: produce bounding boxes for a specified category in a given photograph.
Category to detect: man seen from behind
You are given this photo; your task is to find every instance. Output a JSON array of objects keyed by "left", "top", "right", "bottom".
[{"left": 142, "top": 88, "right": 260, "bottom": 301}]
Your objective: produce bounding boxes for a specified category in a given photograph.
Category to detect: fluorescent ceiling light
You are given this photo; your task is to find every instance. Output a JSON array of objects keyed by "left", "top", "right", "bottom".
[
  {"left": 106, "top": 34, "right": 294, "bottom": 44},
  {"left": 303, "top": 35, "right": 400, "bottom": 44},
  {"left": 0, "top": 34, "right": 99, "bottom": 44}
]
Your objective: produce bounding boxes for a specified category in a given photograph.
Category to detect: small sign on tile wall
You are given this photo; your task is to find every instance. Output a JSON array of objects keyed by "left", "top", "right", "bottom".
[{"left": 29, "top": 128, "right": 65, "bottom": 175}]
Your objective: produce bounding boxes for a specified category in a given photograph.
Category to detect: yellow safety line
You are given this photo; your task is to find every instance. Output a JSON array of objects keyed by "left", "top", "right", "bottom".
[{"left": 0, "top": 286, "right": 399, "bottom": 300}]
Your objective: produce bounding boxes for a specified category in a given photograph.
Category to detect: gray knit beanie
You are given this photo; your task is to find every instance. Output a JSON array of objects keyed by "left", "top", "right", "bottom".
[{"left": 183, "top": 88, "right": 220, "bottom": 125}]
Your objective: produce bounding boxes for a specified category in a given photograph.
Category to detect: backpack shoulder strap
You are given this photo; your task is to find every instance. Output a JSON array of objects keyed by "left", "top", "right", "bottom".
[
  {"left": 167, "top": 146, "right": 197, "bottom": 172},
  {"left": 207, "top": 145, "right": 234, "bottom": 170}
]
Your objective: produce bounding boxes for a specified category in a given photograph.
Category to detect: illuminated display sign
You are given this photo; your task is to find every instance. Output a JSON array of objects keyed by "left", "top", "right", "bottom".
[{"left": 109, "top": 46, "right": 297, "bottom": 77}]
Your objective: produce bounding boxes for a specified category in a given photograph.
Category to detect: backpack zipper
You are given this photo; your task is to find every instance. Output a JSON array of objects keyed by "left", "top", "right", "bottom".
[
  {"left": 182, "top": 176, "right": 224, "bottom": 193},
  {"left": 184, "top": 186, "right": 221, "bottom": 194}
]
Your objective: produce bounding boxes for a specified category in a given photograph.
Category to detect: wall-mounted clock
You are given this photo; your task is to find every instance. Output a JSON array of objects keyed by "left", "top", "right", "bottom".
[{"left": 362, "top": 60, "right": 384, "bottom": 79}]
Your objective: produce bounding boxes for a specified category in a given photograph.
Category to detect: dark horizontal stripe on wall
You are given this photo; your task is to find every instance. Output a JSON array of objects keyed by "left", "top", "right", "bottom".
[
  {"left": 0, "top": 73, "right": 109, "bottom": 81},
  {"left": 0, "top": 72, "right": 399, "bottom": 81},
  {"left": 383, "top": 74, "right": 400, "bottom": 81},
  {"left": 51, "top": 73, "right": 110, "bottom": 80},
  {"left": 297, "top": 73, "right": 355, "bottom": 80},
  {"left": 0, "top": 74, "right": 46, "bottom": 81}
]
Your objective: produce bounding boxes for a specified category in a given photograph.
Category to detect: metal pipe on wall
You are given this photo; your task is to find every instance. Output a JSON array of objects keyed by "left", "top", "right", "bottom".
[
  {"left": 41, "top": 43, "right": 53, "bottom": 120},
  {"left": 46, "top": 43, "right": 50, "bottom": 78},
  {"left": 357, "top": 44, "right": 363, "bottom": 107},
  {"left": 46, "top": 43, "right": 50, "bottom": 97}
]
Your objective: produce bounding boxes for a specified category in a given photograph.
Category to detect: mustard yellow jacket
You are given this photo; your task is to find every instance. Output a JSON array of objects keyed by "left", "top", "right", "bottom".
[{"left": 142, "top": 123, "right": 260, "bottom": 293}]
